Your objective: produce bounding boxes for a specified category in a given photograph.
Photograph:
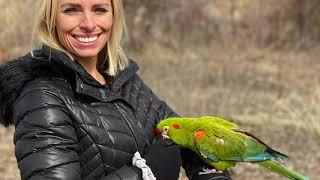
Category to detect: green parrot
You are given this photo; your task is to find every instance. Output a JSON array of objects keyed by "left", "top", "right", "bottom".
[{"left": 155, "top": 116, "right": 309, "bottom": 180}]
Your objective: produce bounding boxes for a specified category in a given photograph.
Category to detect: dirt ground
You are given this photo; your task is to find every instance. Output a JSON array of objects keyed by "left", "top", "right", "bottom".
[{"left": 1, "top": 46, "right": 319, "bottom": 180}]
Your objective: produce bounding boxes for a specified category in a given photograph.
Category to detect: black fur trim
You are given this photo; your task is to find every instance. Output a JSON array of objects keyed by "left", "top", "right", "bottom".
[{"left": 0, "top": 57, "right": 60, "bottom": 126}]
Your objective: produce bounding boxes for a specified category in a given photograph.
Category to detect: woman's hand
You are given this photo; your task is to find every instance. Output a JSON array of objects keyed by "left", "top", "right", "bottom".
[
  {"left": 144, "top": 137, "right": 182, "bottom": 180},
  {"left": 181, "top": 148, "right": 232, "bottom": 180}
]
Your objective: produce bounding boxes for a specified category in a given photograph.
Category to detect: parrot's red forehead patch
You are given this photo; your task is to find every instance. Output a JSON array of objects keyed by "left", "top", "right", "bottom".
[
  {"left": 172, "top": 123, "right": 180, "bottom": 129},
  {"left": 154, "top": 128, "right": 161, "bottom": 136}
]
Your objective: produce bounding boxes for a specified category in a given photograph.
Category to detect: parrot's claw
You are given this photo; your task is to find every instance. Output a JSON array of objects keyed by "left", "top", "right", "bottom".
[{"left": 198, "top": 167, "right": 222, "bottom": 175}]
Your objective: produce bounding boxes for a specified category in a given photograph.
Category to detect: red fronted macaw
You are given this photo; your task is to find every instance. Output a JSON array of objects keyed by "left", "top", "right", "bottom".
[{"left": 156, "top": 116, "right": 309, "bottom": 180}]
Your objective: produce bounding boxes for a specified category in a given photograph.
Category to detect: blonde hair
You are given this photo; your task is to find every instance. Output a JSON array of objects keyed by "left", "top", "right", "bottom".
[{"left": 34, "top": 0, "right": 128, "bottom": 76}]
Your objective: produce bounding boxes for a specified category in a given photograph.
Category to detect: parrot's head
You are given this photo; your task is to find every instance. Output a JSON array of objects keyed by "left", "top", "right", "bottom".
[
  {"left": 155, "top": 117, "right": 189, "bottom": 144},
  {"left": 156, "top": 125, "right": 170, "bottom": 139}
]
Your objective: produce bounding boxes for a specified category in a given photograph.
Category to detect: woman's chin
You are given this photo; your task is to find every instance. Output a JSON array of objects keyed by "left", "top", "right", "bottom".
[{"left": 73, "top": 50, "right": 100, "bottom": 60}]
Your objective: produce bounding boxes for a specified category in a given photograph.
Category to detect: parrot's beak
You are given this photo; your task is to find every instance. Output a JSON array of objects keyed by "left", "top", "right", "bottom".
[
  {"left": 154, "top": 126, "right": 170, "bottom": 139},
  {"left": 162, "top": 134, "right": 170, "bottom": 139}
]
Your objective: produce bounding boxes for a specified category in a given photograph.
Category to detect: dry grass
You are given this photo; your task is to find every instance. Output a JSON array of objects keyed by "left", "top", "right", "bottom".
[
  {"left": 1, "top": 0, "right": 320, "bottom": 180},
  {"left": 0, "top": 127, "right": 19, "bottom": 180},
  {"left": 131, "top": 45, "right": 320, "bottom": 179},
  {"left": 0, "top": 0, "right": 36, "bottom": 58}
]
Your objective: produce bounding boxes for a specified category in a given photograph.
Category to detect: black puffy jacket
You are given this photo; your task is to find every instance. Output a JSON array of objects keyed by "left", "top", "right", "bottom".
[{"left": 0, "top": 46, "right": 178, "bottom": 180}]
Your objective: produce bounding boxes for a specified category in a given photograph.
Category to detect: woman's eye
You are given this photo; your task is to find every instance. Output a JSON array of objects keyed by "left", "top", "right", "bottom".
[
  {"left": 95, "top": 8, "right": 108, "bottom": 14},
  {"left": 63, "top": 8, "right": 78, "bottom": 14}
]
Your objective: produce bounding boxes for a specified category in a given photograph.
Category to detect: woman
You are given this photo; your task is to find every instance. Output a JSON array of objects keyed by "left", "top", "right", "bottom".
[{"left": 0, "top": 0, "right": 231, "bottom": 179}]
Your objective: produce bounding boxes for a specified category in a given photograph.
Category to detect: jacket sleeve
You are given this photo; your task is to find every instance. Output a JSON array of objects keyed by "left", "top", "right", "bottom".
[
  {"left": 101, "top": 165, "right": 142, "bottom": 180},
  {"left": 13, "top": 83, "right": 81, "bottom": 180},
  {"left": 136, "top": 75, "right": 178, "bottom": 121}
]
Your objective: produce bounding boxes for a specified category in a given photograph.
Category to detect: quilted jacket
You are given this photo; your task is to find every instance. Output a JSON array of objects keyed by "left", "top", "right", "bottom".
[{"left": 0, "top": 45, "right": 178, "bottom": 180}]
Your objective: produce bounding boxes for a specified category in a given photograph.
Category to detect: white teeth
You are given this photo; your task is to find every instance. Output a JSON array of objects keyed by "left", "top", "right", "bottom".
[{"left": 76, "top": 36, "right": 98, "bottom": 43}]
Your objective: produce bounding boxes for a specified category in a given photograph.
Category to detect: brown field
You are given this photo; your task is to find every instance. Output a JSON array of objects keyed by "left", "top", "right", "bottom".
[
  {"left": 132, "top": 45, "right": 320, "bottom": 180},
  {"left": 1, "top": 0, "right": 320, "bottom": 180}
]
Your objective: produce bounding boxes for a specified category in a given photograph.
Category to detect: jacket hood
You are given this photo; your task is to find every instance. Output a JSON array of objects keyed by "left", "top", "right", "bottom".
[
  {"left": 0, "top": 55, "right": 61, "bottom": 126},
  {"left": 0, "top": 45, "right": 138, "bottom": 127}
]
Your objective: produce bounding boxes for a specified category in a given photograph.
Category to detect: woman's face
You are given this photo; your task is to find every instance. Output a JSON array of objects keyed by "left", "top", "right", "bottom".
[{"left": 56, "top": 0, "right": 113, "bottom": 60}]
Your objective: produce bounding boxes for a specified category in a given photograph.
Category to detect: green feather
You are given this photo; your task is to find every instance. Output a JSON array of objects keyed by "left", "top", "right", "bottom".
[
  {"left": 258, "top": 160, "right": 310, "bottom": 180},
  {"left": 156, "top": 116, "right": 309, "bottom": 180}
]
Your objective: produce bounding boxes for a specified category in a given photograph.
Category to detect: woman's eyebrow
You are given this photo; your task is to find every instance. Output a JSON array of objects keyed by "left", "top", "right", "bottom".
[
  {"left": 60, "top": 3, "right": 82, "bottom": 8},
  {"left": 60, "top": 3, "right": 111, "bottom": 9},
  {"left": 92, "top": 3, "right": 111, "bottom": 8}
]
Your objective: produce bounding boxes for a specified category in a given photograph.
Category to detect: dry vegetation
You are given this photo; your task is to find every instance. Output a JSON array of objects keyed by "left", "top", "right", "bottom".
[{"left": 1, "top": 0, "right": 320, "bottom": 180}]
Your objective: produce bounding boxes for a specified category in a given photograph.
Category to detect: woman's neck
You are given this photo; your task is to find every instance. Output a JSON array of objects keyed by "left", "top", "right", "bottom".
[{"left": 77, "top": 57, "right": 106, "bottom": 85}]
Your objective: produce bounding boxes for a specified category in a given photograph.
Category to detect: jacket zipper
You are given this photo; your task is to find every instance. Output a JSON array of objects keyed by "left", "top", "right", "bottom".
[{"left": 114, "top": 102, "right": 140, "bottom": 152}]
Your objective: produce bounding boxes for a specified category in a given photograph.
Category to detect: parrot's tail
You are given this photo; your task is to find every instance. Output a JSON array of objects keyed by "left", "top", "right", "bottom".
[{"left": 257, "top": 160, "right": 309, "bottom": 180}]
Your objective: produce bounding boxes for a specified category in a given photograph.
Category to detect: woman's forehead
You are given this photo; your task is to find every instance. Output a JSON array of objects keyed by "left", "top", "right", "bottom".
[{"left": 57, "top": 0, "right": 111, "bottom": 6}]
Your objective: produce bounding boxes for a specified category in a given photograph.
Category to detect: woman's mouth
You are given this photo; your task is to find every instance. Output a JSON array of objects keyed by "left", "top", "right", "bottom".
[
  {"left": 70, "top": 34, "right": 103, "bottom": 48},
  {"left": 74, "top": 35, "right": 98, "bottom": 43}
]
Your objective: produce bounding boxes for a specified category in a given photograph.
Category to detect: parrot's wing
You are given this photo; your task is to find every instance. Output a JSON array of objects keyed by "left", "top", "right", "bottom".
[
  {"left": 193, "top": 127, "right": 281, "bottom": 162},
  {"left": 193, "top": 128, "right": 247, "bottom": 162}
]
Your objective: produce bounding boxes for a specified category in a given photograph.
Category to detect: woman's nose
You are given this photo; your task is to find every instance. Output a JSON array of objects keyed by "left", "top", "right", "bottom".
[{"left": 79, "top": 13, "right": 96, "bottom": 32}]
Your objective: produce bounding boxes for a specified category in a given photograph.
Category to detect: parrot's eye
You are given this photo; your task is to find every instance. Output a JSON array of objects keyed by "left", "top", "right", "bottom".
[{"left": 164, "top": 128, "right": 168, "bottom": 131}]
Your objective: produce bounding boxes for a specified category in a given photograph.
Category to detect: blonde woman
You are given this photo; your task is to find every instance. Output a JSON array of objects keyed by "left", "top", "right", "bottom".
[{"left": 0, "top": 0, "right": 231, "bottom": 180}]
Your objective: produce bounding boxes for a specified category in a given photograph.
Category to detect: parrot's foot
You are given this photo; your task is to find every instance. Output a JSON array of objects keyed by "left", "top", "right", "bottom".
[{"left": 198, "top": 167, "right": 223, "bottom": 175}]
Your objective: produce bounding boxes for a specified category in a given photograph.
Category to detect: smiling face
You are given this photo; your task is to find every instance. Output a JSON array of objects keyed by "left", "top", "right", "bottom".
[{"left": 56, "top": 0, "right": 113, "bottom": 61}]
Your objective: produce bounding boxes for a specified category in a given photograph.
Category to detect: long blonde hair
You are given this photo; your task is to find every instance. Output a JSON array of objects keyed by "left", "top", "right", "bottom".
[{"left": 34, "top": 0, "right": 128, "bottom": 76}]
